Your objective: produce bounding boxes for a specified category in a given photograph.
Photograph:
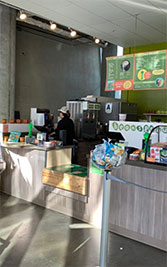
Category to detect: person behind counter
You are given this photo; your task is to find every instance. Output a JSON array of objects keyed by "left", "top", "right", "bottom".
[{"left": 49, "top": 106, "right": 75, "bottom": 145}]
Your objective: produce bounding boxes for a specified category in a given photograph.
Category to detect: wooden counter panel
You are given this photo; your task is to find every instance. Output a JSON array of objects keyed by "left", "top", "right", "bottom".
[
  {"left": 0, "top": 147, "right": 45, "bottom": 204},
  {"left": 111, "top": 164, "right": 167, "bottom": 250},
  {"left": 42, "top": 168, "right": 87, "bottom": 195},
  {"left": 46, "top": 148, "right": 72, "bottom": 168}
]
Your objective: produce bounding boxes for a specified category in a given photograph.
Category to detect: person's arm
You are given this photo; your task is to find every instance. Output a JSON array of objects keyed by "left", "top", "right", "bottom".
[
  {"left": 56, "top": 119, "right": 65, "bottom": 130},
  {"left": 49, "top": 120, "right": 64, "bottom": 137}
]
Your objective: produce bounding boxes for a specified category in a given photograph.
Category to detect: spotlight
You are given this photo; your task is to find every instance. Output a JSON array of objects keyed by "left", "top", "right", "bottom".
[
  {"left": 50, "top": 22, "right": 57, "bottom": 31},
  {"left": 95, "top": 38, "right": 100, "bottom": 44},
  {"left": 19, "top": 11, "right": 27, "bottom": 21},
  {"left": 70, "top": 30, "right": 77, "bottom": 37}
]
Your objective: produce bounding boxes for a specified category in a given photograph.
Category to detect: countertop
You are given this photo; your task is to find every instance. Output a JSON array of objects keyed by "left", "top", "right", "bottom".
[
  {"left": 126, "top": 159, "right": 167, "bottom": 171},
  {"left": 1, "top": 143, "right": 73, "bottom": 151}
]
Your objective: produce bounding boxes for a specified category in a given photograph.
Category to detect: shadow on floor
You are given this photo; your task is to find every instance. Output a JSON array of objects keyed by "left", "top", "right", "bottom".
[
  {"left": 0, "top": 192, "right": 167, "bottom": 267},
  {"left": 0, "top": 191, "right": 47, "bottom": 267}
]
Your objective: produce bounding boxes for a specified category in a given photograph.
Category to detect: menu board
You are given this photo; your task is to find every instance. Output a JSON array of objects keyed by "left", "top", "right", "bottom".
[
  {"left": 134, "top": 50, "right": 166, "bottom": 90},
  {"left": 105, "top": 50, "right": 167, "bottom": 91},
  {"left": 105, "top": 54, "right": 134, "bottom": 91}
]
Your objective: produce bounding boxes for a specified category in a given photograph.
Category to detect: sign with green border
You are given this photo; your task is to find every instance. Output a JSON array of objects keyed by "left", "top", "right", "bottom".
[
  {"left": 105, "top": 54, "right": 134, "bottom": 91},
  {"left": 134, "top": 50, "right": 166, "bottom": 90},
  {"left": 105, "top": 50, "right": 167, "bottom": 91}
]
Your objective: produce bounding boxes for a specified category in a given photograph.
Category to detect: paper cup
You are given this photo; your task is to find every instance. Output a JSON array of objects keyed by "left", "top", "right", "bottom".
[{"left": 119, "top": 114, "right": 127, "bottom": 121}]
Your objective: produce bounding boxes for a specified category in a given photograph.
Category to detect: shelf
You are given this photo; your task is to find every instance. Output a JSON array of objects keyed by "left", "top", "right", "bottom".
[
  {"left": 143, "top": 113, "right": 167, "bottom": 122},
  {"left": 143, "top": 113, "right": 167, "bottom": 116}
]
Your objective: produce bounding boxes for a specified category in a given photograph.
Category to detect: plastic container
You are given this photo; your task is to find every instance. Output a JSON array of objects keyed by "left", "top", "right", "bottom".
[
  {"left": 129, "top": 153, "right": 139, "bottom": 161},
  {"left": 23, "top": 119, "right": 29, "bottom": 124},
  {"left": 20, "top": 137, "right": 25, "bottom": 143},
  {"left": 3, "top": 136, "right": 8, "bottom": 143},
  {"left": 16, "top": 119, "right": 22, "bottom": 124},
  {"left": 119, "top": 114, "right": 127, "bottom": 121},
  {"left": 44, "top": 141, "right": 55, "bottom": 148}
]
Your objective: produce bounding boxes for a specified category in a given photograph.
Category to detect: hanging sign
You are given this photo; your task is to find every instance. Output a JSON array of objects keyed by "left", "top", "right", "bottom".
[
  {"left": 105, "top": 50, "right": 167, "bottom": 91},
  {"left": 134, "top": 50, "right": 166, "bottom": 90},
  {"left": 105, "top": 54, "right": 134, "bottom": 91}
]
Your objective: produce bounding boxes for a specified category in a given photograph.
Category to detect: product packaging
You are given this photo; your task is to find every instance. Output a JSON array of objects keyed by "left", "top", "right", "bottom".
[{"left": 92, "top": 139, "right": 127, "bottom": 170}]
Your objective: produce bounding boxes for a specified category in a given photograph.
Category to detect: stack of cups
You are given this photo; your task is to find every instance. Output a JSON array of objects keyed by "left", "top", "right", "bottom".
[{"left": 119, "top": 114, "right": 127, "bottom": 121}]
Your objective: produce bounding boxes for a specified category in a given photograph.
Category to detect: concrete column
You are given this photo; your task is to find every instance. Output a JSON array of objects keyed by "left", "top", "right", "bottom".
[
  {"left": 101, "top": 44, "right": 117, "bottom": 97},
  {"left": 0, "top": 5, "right": 16, "bottom": 120}
]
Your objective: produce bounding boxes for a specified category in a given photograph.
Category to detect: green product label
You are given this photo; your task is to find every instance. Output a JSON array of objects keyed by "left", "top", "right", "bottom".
[
  {"left": 119, "top": 124, "right": 124, "bottom": 131},
  {"left": 162, "top": 127, "right": 167, "bottom": 133},
  {"left": 112, "top": 122, "right": 118, "bottom": 130},
  {"left": 161, "top": 150, "right": 167, "bottom": 157},
  {"left": 124, "top": 124, "right": 130, "bottom": 131},
  {"left": 144, "top": 125, "right": 149, "bottom": 133},
  {"left": 131, "top": 125, "right": 136, "bottom": 131},
  {"left": 137, "top": 125, "right": 143, "bottom": 132}
]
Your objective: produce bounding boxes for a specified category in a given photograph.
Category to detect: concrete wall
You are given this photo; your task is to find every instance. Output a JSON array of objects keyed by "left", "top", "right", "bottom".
[
  {"left": 15, "top": 26, "right": 101, "bottom": 120},
  {"left": 101, "top": 43, "right": 117, "bottom": 97},
  {"left": 0, "top": 5, "right": 16, "bottom": 120}
]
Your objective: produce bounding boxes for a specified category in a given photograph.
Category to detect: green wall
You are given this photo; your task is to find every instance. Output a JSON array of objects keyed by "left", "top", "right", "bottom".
[{"left": 123, "top": 42, "right": 167, "bottom": 120}]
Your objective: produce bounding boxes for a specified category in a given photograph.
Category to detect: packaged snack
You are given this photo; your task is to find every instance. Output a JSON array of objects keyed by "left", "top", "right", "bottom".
[
  {"left": 92, "top": 140, "right": 127, "bottom": 170},
  {"left": 160, "top": 148, "right": 167, "bottom": 164}
]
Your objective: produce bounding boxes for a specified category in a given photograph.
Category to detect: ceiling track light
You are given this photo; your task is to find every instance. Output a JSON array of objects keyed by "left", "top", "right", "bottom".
[
  {"left": 70, "top": 29, "right": 77, "bottom": 38},
  {"left": 17, "top": 12, "right": 110, "bottom": 46},
  {"left": 50, "top": 22, "right": 57, "bottom": 31},
  {"left": 95, "top": 38, "right": 100, "bottom": 44},
  {"left": 19, "top": 10, "right": 27, "bottom": 21}
]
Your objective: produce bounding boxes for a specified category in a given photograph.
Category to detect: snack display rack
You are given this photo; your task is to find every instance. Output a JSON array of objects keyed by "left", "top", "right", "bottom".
[{"left": 92, "top": 141, "right": 127, "bottom": 267}]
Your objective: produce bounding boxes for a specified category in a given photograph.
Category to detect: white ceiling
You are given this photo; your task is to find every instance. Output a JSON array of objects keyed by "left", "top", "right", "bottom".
[{"left": 1, "top": 0, "right": 167, "bottom": 47}]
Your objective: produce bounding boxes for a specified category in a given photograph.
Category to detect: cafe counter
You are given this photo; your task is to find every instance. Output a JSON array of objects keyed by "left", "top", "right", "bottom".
[
  {"left": 0, "top": 143, "right": 166, "bottom": 251},
  {"left": 0, "top": 143, "right": 72, "bottom": 203}
]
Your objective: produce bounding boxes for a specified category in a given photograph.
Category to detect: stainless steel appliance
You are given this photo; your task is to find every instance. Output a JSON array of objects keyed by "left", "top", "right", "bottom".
[
  {"left": 67, "top": 97, "right": 137, "bottom": 139},
  {"left": 99, "top": 102, "right": 137, "bottom": 124},
  {"left": 66, "top": 101, "right": 100, "bottom": 139}
]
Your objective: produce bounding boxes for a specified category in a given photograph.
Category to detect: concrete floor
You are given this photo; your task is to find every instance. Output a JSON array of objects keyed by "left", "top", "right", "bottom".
[{"left": 0, "top": 192, "right": 166, "bottom": 267}]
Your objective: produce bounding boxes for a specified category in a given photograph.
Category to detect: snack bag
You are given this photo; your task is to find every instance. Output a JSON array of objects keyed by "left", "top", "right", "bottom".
[{"left": 92, "top": 140, "right": 127, "bottom": 170}]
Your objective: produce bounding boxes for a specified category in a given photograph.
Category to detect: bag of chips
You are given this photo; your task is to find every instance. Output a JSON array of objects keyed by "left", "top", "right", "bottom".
[{"left": 92, "top": 140, "right": 127, "bottom": 170}]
